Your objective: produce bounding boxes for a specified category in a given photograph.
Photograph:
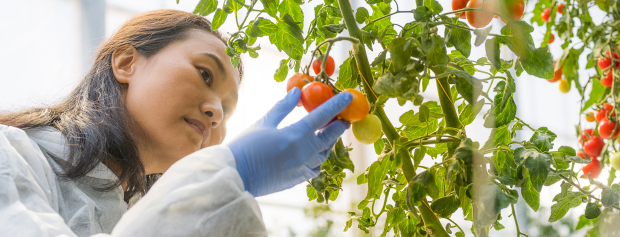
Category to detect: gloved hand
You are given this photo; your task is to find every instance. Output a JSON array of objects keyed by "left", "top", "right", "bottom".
[{"left": 226, "top": 87, "right": 352, "bottom": 197}]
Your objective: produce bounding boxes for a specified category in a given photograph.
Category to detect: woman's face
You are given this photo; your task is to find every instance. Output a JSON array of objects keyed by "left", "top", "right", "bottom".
[{"left": 112, "top": 29, "right": 239, "bottom": 174}]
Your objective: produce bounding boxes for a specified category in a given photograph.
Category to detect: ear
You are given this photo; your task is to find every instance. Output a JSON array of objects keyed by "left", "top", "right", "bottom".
[{"left": 111, "top": 45, "right": 140, "bottom": 84}]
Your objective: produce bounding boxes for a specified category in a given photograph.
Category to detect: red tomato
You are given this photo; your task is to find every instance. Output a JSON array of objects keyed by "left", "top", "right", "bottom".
[
  {"left": 596, "top": 103, "right": 616, "bottom": 123},
  {"left": 548, "top": 34, "right": 555, "bottom": 44},
  {"left": 601, "top": 69, "right": 613, "bottom": 87},
  {"left": 287, "top": 73, "right": 314, "bottom": 92},
  {"left": 577, "top": 152, "right": 585, "bottom": 158},
  {"left": 606, "top": 50, "right": 620, "bottom": 68},
  {"left": 466, "top": 0, "right": 495, "bottom": 28},
  {"left": 583, "top": 135, "right": 605, "bottom": 158},
  {"left": 496, "top": 0, "right": 525, "bottom": 23},
  {"left": 452, "top": 0, "right": 470, "bottom": 19},
  {"left": 599, "top": 57, "right": 612, "bottom": 70},
  {"left": 338, "top": 89, "right": 370, "bottom": 122},
  {"left": 548, "top": 61, "right": 562, "bottom": 82},
  {"left": 558, "top": 4, "right": 565, "bottom": 14},
  {"left": 599, "top": 118, "right": 620, "bottom": 139},
  {"left": 301, "top": 81, "right": 335, "bottom": 112},
  {"left": 312, "top": 56, "right": 335, "bottom": 77},
  {"left": 541, "top": 8, "right": 551, "bottom": 22},
  {"left": 583, "top": 158, "right": 602, "bottom": 179},
  {"left": 580, "top": 129, "right": 594, "bottom": 145}
]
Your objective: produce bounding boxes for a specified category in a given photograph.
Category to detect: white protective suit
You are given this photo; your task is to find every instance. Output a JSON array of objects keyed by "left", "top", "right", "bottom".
[{"left": 0, "top": 124, "right": 268, "bottom": 236}]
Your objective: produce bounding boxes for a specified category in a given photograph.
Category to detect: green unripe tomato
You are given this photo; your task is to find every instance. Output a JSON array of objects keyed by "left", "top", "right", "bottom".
[
  {"left": 352, "top": 114, "right": 383, "bottom": 145},
  {"left": 611, "top": 152, "right": 620, "bottom": 170}
]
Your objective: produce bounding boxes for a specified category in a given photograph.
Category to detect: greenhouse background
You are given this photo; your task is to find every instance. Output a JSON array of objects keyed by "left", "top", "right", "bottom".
[{"left": 0, "top": 0, "right": 607, "bottom": 236}]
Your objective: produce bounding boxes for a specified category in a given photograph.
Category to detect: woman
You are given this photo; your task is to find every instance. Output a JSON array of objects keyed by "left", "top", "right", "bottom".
[{"left": 0, "top": 9, "right": 352, "bottom": 236}]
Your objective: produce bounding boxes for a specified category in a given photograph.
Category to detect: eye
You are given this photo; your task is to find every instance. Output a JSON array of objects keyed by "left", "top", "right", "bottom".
[{"left": 199, "top": 68, "right": 213, "bottom": 87}]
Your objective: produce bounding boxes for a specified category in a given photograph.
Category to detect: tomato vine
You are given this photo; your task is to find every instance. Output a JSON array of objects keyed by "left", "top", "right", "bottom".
[{"left": 188, "top": 0, "right": 620, "bottom": 236}]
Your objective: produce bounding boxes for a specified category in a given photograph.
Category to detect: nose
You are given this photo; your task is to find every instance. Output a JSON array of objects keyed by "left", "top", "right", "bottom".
[{"left": 201, "top": 101, "right": 223, "bottom": 128}]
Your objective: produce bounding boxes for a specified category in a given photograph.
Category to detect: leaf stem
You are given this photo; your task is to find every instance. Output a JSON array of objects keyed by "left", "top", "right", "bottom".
[
  {"left": 511, "top": 203, "right": 528, "bottom": 237},
  {"left": 446, "top": 217, "right": 464, "bottom": 235},
  {"left": 550, "top": 168, "right": 620, "bottom": 211}
]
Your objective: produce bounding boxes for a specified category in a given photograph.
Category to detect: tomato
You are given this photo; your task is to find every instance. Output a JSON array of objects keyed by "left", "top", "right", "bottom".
[
  {"left": 548, "top": 61, "right": 562, "bottom": 82},
  {"left": 595, "top": 103, "right": 615, "bottom": 123},
  {"left": 466, "top": 0, "right": 495, "bottom": 28},
  {"left": 598, "top": 57, "right": 612, "bottom": 70},
  {"left": 558, "top": 3, "right": 565, "bottom": 14},
  {"left": 604, "top": 50, "right": 620, "bottom": 68},
  {"left": 611, "top": 152, "right": 620, "bottom": 170},
  {"left": 559, "top": 79, "right": 570, "bottom": 93},
  {"left": 586, "top": 112, "right": 595, "bottom": 122},
  {"left": 352, "top": 114, "right": 383, "bottom": 144},
  {"left": 452, "top": 0, "right": 470, "bottom": 19},
  {"left": 580, "top": 129, "right": 594, "bottom": 145},
  {"left": 583, "top": 135, "right": 604, "bottom": 158},
  {"left": 548, "top": 34, "right": 555, "bottom": 44},
  {"left": 312, "top": 55, "right": 335, "bottom": 77},
  {"left": 601, "top": 69, "right": 613, "bottom": 87},
  {"left": 495, "top": 0, "right": 525, "bottom": 23},
  {"left": 339, "top": 89, "right": 370, "bottom": 122},
  {"left": 599, "top": 118, "right": 620, "bottom": 139},
  {"left": 541, "top": 8, "right": 551, "bottom": 22},
  {"left": 582, "top": 158, "right": 602, "bottom": 179},
  {"left": 577, "top": 151, "right": 585, "bottom": 159},
  {"left": 287, "top": 73, "right": 314, "bottom": 92},
  {"left": 301, "top": 81, "right": 335, "bottom": 112}
]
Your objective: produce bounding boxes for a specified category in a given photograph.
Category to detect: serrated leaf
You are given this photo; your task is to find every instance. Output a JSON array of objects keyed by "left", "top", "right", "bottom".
[
  {"left": 260, "top": 0, "right": 278, "bottom": 18},
  {"left": 518, "top": 46, "right": 555, "bottom": 79},
  {"left": 447, "top": 21, "right": 471, "bottom": 57},
  {"left": 602, "top": 186, "right": 620, "bottom": 207},
  {"left": 306, "top": 185, "right": 317, "bottom": 201},
  {"left": 248, "top": 18, "right": 278, "bottom": 37},
  {"left": 473, "top": 26, "right": 492, "bottom": 46},
  {"left": 336, "top": 57, "right": 360, "bottom": 89},
  {"left": 530, "top": 127, "right": 557, "bottom": 152},
  {"left": 459, "top": 99, "right": 485, "bottom": 126},
  {"left": 278, "top": 0, "right": 303, "bottom": 23},
  {"left": 549, "top": 192, "right": 582, "bottom": 222},
  {"left": 389, "top": 38, "right": 413, "bottom": 72},
  {"left": 412, "top": 170, "right": 439, "bottom": 198},
  {"left": 522, "top": 170, "right": 540, "bottom": 211},
  {"left": 366, "top": 159, "right": 390, "bottom": 200},
  {"left": 446, "top": 69, "right": 482, "bottom": 105},
  {"left": 406, "top": 182, "right": 426, "bottom": 207},
  {"left": 269, "top": 14, "right": 304, "bottom": 60},
  {"left": 582, "top": 78, "right": 606, "bottom": 112},
  {"left": 274, "top": 59, "right": 289, "bottom": 82},
  {"left": 323, "top": 24, "right": 345, "bottom": 33},
  {"left": 514, "top": 147, "right": 552, "bottom": 192}
]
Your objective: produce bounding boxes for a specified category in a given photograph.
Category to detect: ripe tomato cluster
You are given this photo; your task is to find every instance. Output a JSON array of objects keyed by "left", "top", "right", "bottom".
[
  {"left": 285, "top": 56, "right": 382, "bottom": 144},
  {"left": 451, "top": 0, "right": 524, "bottom": 28},
  {"left": 597, "top": 46, "right": 620, "bottom": 87},
  {"left": 580, "top": 103, "right": 620, "bottom": 179},
  {"left": 541, "top": 3, "right": 566, "bottom": 23}
]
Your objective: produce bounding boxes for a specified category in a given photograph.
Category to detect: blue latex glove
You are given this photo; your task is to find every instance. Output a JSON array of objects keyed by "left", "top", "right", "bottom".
[{"left": 226, "top": 87, "right": 352, "bottom": 197}]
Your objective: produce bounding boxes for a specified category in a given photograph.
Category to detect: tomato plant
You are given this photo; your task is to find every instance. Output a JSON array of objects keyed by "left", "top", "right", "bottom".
[
  {"left": 583, "top": 158, "right": 602, "bottom": 179},
  {"left": 191, "top": 0, "right": 620, "bottom": 235}
]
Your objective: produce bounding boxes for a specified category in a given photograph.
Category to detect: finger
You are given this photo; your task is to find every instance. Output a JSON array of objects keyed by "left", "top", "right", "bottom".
[
  {"left": 257, "top": 88, "right": 301, "bottom": 127},
  {"left": 295, "top": 92, "right": 352, "bottom": 132},
  {"left": 316, "top": 119, "right": 350, "bottom": 151}
]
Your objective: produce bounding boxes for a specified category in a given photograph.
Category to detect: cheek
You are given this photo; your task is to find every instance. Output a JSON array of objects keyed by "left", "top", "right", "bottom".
[{"left": 207, "top": 123, "right": 227, "bottom": 146}]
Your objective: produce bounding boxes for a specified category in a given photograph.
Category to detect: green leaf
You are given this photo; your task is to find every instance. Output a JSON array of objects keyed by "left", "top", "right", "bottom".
[
  {"left": 370, "top": 50, "right": 387, "bottom": 66},
  {"left": 549, "top": 192, "right": 582, "bottom": 222},
  {"left": 278, "top": 0, "right": 303, "bottom": 24},
  {"left": 447, "top": 69, "right": 483, "bottom": 105},
  {"left": 248, "top": 18, "right": 278, "bottom": 37},
  {"left": 529, "top": 127, "right": 557, "bottom": 152},
  {"left": 602, "top": 186, "right": 620, "bottom": 207},
  {"left": 485, "top": 37, "right": 501, "bottom": 69},
  {"left": 518, "top": 46, "right": 555, "bottom": 79},
  {"left": 582, "top": 78, "right": 606, "bottom": 112},
  {"left": 306, "top": 185, "right": 317, "bottom": 201},
  {"left": 459, "top": 99, "right": 485, "bottom": 126},
  {"left": 274, "top": 59, "right": 289, "bottom": 82},
  {"left": 374, "top": 138, "right": 385, "bottom": 155},
  {"left": 521, "top": 171, "right": 540, "bottom": 211},
  {"left": 389, "top": 38, "right": 413, "bottom": 72},
  {"left": 585, "top": 202, "right": 601, "bottom": 219},
  {"left": 576, "top": 214, "right": 596, "bottom": 230},
  {"left": 472, "top": 183, "right": 511, "bottom": 227},
  {"left": 211, "top": 8, "right": 227, "bottom": 30},
  {"left": 366, "top": 159, "right": 390, "bottom": 200},
  {"left": 373, "top": 72, "right": 420, "bottom": 100},
  {"left": 260, "top": 0, "right": 278, "bottom": 18},
  {"left": 328, "top": 138, "right": 354, "bottom": 172},
  {"left": 514, "top": 147, "right": 552, "bottom": 192},
  {"left": 357, "top": 172, "right": 368, "bottom": 185},
  {"left": 558, "top": 146, "right": 576, "bottom": 156},
  {"left": 323, "top": 24, "right": 345, "bottom": 33},
  {"left": 430, "top": 194, "right": 460, "bottom": 218},
  {"left": 269, "top": 14, "right": 304, "bottom": 60},
  {"left": 473, "top": 26, "right": 492, "bottom": 47},
  {"left": 336, "top": 57, "right": 360, "bottom": 90},
  {"left": 412, "top": 170, "right": 439, "bottom": 198},
  {"left": 424, "top": 0, "right": 443, "bottom": 13},
  {"left": 355, "top": 7, "right": 369, "bottom": 24},
  {"left": 193, "top": 0, "right": 218, "bottom": 16},
  {"left": 447, "top": 22, "right": 471, "bottom": 58},
  {"left": 406, "top": 182, "right": 426, "bottom": 207},
  {"left": 482, "top": 125, "right": 511, "bottom": 150},
  {"left": 419, "top": 104, "right": 430, "bottom": 123},
  {"left": 225, "top": 0, "right": 244, "bottom": 13},
  {"left": 428, "top": 35, "right": 448, "bottom": 74}
]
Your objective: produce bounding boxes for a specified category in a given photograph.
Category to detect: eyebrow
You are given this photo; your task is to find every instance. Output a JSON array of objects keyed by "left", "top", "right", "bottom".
[{"left": 199, "top": 53, "right": 227, "bottom": 80}]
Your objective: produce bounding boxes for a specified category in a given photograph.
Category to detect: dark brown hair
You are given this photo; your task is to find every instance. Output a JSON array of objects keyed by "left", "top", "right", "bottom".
[{"left": 0, "top": 9, "right": 243, "bottom": 202}]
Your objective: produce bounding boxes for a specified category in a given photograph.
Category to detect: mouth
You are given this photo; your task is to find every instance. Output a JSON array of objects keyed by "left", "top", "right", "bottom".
[{"left": 185, "top": 118, "right": 209, "bottom": 144}]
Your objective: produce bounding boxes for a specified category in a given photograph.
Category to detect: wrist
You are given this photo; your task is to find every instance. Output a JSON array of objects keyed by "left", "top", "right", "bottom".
[{"left": 224, "top": 144, "right": 255, "bottom": 196}]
